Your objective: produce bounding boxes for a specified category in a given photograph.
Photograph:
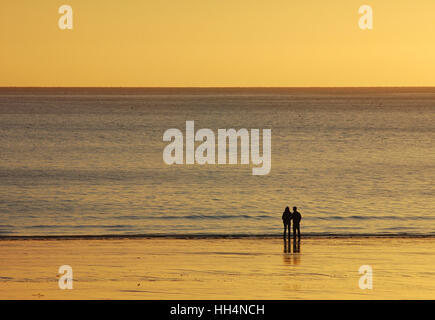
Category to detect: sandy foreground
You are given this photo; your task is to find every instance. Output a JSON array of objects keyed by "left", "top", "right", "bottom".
[{"left": 0, "top": 237, "right": 434, "bottom": 299}]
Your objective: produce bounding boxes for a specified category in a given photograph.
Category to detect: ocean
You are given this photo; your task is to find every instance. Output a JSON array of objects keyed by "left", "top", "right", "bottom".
[{"left": 0, "top": 88, "right": 434, "bottom": 237}]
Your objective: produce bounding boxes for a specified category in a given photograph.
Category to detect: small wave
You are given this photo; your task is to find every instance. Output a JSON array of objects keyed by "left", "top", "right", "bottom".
[
  {"left": 1, "top": 232, "right": 434, "bottom": 240},
  {"left": 23, "top": 224, "right": 132, "bottom": 230},
  {"left": 109, "top": 214, "right": 434, "bottom": 221},
  {"left": 312, "top": 215, "right": 435, "bottom": 220},
  {"left": 143, "top": 214, "right": 271, "bottom": 220}
]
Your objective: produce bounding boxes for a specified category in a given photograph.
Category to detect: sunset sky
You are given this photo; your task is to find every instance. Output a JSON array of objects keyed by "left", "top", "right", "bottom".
[{"left": 1, "top": 0, "right": 435, "bottom": 87}]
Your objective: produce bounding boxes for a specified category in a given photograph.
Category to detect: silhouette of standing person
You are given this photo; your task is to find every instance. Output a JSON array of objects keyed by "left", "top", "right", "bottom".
[
  {"left": 282, "top": 206, "right": 291, "bottom": 240},
  {"left": 292, "top": 206, "right": 302, "bottom": 241}
]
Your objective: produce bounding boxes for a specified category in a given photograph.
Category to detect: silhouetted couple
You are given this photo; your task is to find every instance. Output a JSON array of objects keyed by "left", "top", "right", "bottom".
[{"left": 282, "top": 206, "right": 302, "bottom": 241}]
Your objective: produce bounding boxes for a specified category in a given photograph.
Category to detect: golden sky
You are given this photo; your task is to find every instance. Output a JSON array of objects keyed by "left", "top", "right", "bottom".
[{"left": 1, "top": 0, "right": 434, "bottom": 87}]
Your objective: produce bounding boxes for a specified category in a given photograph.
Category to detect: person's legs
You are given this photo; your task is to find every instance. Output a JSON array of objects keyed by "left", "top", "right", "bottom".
[
  {"left": 283, "top": 223, "right": 287, "bottom": 239},
  {"left": 287, "top": 224, "right": 291, "bottom": 240},
  {"left": 292, "top": 226, "right": 296, "bottom": 241},
  {"left": 297, "top": 225, "right": 301, "bottom": 240}
]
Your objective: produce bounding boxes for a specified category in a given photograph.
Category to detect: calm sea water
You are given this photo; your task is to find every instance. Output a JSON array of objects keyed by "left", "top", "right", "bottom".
[{"left": 0, "top": 88, "right": 434, "bottom": 236}]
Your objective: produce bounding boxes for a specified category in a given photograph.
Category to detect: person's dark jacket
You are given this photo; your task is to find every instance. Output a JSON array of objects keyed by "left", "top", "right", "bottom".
[
  {"left": 292, "top": 211, "right": 302, "bottom": 226},
  {"left": 282, "top": 211, "right": 291, "bottom": 224}
]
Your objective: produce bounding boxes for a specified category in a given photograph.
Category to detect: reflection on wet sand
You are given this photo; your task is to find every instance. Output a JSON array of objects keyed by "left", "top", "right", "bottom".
[{"left": 283, "top": 239, "right": 301, "bottom": 265}]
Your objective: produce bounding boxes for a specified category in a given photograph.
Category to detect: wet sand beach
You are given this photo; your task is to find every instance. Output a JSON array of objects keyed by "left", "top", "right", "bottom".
[{"left": 0, "top": 237, "right": 434, "bottom": 299}]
